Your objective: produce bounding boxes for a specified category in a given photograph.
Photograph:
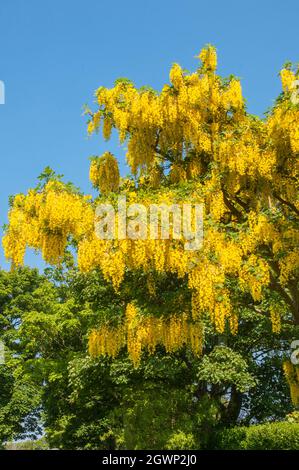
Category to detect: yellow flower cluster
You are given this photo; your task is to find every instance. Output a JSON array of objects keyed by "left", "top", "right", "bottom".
[
  {"left": 4, "top": 174, "right": 295, "bottom": 341},
  {"left": 222, "top": 78, "right": 243, "bottom": 109},
  {"left": 198, "top": 45, "right": 217, "bottom": 72},
  {"left": 89, "top": 152, "right": 120, "bottom": 194},
  {"left": 279, "top": 251, "right": 299, "bottom": 285},
  {"left": 87, "top": 46, "right": 244, "bottom": 178},
  {"left": 242, "top": 213, "right": 299, "bottom": 287},
  {"left": 280, "top": 68, "right": 296, "bottom": 92},
  {"left": 77, "top": 236, "right": 126, "bottom": 291},
  {"left": 3, "top": 182, "right": 94, "bottom": 265},
  {"left": 88, "top": 303, "right": 203, "bottom": 367},
  {"left": 239, "top": 255, "right": 270, "bottom": 302},
  {"left": 217, "top": 135, "right": 275, "bottom": 179},
  {"left": 89, "top": 325, "right": 126, "bottom": 358},
  {"left": 269, "top": 305, "right": 281, "bottom": 334},
  {"left": 78, "top": 188, "right": 202, "bottom": 289},
  {"left": 283, "top": 361, "right": 299, "bottom": 407},
  {"left": 266, "top": 67, "right": 299, "bottom": 223},
  {"left": 189, "top": 259, "right": 237, "bottom": 334},
  {"left": 245, "top": 213, "right": 281, "bottom": 253},
  {"left": 268, "top": 103, "right": 299, "bottom": 155},
  {"left": 202, "top": 172, "right": 227, "bottom": 222}
]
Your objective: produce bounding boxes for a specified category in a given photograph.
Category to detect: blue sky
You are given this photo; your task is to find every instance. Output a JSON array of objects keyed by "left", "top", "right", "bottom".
[{"left": 0, "top": 0, "right": 298, "bottom": 269}]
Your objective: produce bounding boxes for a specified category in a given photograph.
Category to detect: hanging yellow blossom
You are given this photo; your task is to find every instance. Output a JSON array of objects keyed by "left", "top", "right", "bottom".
[
  {"left": 198, "top": 45, "right": 217, "bottom": 72},
  {"left": 89, "top": 152, "right": 120, "bottom": 194},
  {"left": 89, "top": 303, "right": 203, "bottom": 368}
]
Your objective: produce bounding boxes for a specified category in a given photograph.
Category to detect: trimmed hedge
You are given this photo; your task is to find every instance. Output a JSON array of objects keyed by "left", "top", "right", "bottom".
[{"left": 215, "top": 422, "right": 299, "bottom": 450}]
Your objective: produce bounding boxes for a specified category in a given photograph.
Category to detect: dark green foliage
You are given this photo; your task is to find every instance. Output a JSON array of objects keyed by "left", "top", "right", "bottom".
[
  {"left": 0, "top": 268, "right": 45, "bottom": 446},
  {"left": 0, "top": 265, "right": 298, "bottom": 449}
]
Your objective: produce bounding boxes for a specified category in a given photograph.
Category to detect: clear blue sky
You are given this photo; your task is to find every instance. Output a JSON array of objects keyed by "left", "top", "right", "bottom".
[{"left": 0, "top": 0, "right": 298, "bottom": 269}]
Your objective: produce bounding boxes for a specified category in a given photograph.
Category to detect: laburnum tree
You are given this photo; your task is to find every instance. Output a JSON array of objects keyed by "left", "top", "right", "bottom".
[{"left": 2, "top": 46, "right": 299, "bottom": 406}]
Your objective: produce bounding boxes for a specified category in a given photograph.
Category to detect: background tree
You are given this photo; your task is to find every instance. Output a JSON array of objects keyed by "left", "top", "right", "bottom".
[{"left": 0, "top": 268, "right": 45, "bottom": 446}]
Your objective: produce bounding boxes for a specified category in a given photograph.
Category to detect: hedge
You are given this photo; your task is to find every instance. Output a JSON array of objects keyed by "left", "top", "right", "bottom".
[{"left": 215, "top": 422, "right": 299, "bottom": 450}]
